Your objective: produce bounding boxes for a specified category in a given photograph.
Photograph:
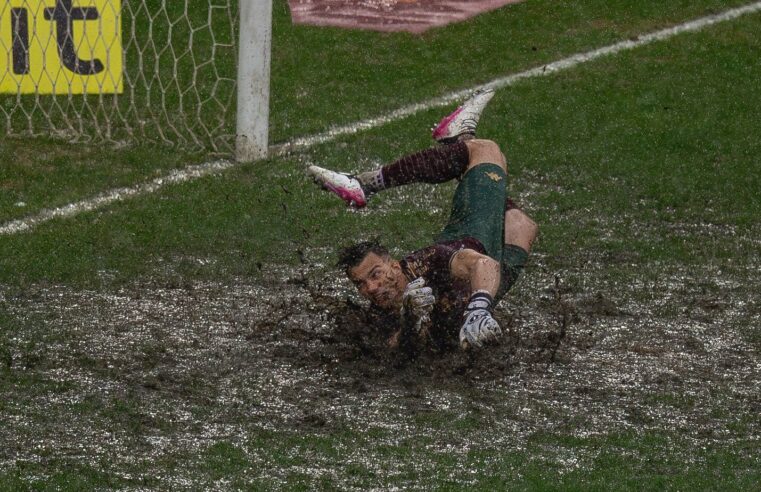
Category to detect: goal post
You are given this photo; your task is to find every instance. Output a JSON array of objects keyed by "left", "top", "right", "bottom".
[
  {"left": 0, "top": 0, "right": 272, "bottom": 159},
  {"left": 235, "top": 0, "right": 272, "bottom": 162}
]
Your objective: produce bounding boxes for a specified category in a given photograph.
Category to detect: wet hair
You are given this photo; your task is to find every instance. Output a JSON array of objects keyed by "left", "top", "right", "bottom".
[{"left": 337, "top": 240, "right": 390, "bottom": 275}]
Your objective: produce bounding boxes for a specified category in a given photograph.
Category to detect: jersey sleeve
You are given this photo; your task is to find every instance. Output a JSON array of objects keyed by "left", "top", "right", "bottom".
[
  {"left": 400, "top": 237, "right": 486, "bottom": 286},
  {"left": 399, "top": 238, "right": 487, "bottom": 338}
]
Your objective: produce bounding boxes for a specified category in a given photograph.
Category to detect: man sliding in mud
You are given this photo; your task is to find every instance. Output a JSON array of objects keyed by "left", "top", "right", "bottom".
[{"left": 307, "top": 89, "right": 538, "bottom": 350}]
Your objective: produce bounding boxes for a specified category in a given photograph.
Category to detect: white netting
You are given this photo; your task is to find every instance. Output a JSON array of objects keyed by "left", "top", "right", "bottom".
[{"left": 0, "top": 0, "right": 238, "bottom": 152}]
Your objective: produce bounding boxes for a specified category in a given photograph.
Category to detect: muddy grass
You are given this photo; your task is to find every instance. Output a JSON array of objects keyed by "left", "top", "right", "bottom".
[{"left": 0, "top": 256, "right": 759, "bottom": 488}]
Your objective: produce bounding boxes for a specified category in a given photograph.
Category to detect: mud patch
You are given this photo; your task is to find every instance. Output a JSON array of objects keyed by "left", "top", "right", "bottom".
[{"left": 0, "top": 260, "right": 759, "bottom": 487}]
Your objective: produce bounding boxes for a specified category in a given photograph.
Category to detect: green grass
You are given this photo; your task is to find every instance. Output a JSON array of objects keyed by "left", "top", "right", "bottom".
[
  {"left": 9, "top": 428, "right": 751, "bottom": 490},
  {"left": 269, "top": 0, "right": 756, "bottom": 141},
  {"left": 1, "top": 1, "right": 760, "bottom": 490},
  {"left": 0, "top": 137, "right": 196, "bottom": 221},
  {"left": 2, "top": 11, "right": 760, "bottom": 286},
  {"left": 1, "top": 0, "right": 757, "bottom": 222}
]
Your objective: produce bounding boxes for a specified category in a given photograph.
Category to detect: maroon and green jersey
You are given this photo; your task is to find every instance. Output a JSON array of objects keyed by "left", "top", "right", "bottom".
[{"left": 399, "top": 237, "right": 486, "bottom": 335}]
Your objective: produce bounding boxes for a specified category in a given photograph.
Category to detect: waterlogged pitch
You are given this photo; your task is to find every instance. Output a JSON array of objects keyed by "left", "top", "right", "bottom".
[{"left": 2, "top": 243, "right": 758, "bottom": 488}]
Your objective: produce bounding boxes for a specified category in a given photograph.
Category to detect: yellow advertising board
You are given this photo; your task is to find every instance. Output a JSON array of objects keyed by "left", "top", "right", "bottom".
[{"left": 0, "top": 0, "right": 122, "bottom": 94}]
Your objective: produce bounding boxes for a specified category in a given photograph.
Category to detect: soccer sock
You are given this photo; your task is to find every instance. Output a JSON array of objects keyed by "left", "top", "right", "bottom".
[
  {"left": 355, "top": 169, "right": 385, "bottom": 196},
  {"left": 357, "top": 141, "right": 470, "bottom": 193}
]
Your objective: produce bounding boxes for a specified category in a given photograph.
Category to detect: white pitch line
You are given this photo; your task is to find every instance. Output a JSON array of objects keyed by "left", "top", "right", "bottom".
[
  {"left": 0, "top": 161, "right": 235, "bottom": 235},
  {"left": 272, "top": 1, "right": 761, "bottom": 154},
  {"left": 3, "top": 1, "right": 761, "bottom": 236}
]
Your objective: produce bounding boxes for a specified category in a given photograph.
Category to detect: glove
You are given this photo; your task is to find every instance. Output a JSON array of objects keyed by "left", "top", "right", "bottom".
[
  {"left": 400, "top": 278, "right": 435, "bottom": 329},
  {"left": 459, "top": 293, "right": 501, "bottom": 349}
]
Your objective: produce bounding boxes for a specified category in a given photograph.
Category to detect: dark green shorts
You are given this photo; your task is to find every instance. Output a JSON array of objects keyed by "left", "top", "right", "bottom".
[
  {"left": 436, "top": 163, "right": 528, "bottom": 301},
  {"left": 437, "top": 163, "right": 507, "bottom": 261}
]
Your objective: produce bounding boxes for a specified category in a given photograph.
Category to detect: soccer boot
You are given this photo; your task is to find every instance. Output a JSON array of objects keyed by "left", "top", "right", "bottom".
[
  {"left": 432, "top": 88, "right": 495, "bottom": 144},
  {"left": 307, "top": 165, "right": 368, "bottom": 208}
]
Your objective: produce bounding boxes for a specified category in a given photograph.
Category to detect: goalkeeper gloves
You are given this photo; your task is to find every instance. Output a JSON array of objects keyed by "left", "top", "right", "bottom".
[
  {"left": 459, "top": 291, "right": 501, "bottom": 349},
  {"left": 400, "top": 277, "right": 435, "bottom": 331}
]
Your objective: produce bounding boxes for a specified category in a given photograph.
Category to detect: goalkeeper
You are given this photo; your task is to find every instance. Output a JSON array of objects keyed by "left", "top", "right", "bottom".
[{"left": 307, "top": 89, "right": 538, "bottom": 350}]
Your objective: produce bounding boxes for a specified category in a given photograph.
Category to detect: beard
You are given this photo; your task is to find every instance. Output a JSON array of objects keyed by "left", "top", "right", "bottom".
[
  {"left": 369, "top": 276, "right": 402, "bottom": 311},
  {"left": 371, "top": 290, "right": 394, "bottom": 309}
]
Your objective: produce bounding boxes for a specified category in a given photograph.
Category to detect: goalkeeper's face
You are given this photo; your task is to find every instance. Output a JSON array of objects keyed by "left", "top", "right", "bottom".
[{"left": 348, "top": 252, "right": 406, "bottom": 311}]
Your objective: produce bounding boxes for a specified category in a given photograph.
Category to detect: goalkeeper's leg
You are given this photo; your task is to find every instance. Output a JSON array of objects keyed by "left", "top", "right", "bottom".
[
  {"left": 306, "top": 90, "right": 496, "bottom": 208},
  {"left": 308, "top": 141, "right": 472, "bottom": 208},
  {"left": 496, "top": 204, "right": 538, "bottom": 301}
]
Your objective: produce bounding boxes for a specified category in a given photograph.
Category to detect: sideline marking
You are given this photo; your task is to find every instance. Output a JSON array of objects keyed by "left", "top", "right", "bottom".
[
  {"left": 2, "top": 1, "right": 761, "bottom": 236},
  {"left": 275, "top": 0, "right": 761, "bottom": 153},
  {"left": 0, "top": 161, "right": 234, "bottom": 235}
]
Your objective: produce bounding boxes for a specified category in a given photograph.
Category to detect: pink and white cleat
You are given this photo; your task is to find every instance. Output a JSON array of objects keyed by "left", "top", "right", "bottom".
[
  {"left": 432, "top": 88, "right": 495, "bottom": 143},
  {"left": 307, "top": 165, "right": 368, "bottom": 208}
]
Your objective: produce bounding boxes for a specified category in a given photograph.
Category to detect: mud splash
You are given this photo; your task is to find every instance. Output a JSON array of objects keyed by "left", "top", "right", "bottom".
[{"left": 0, "top": 259, "right": 759, "bottom": 487}]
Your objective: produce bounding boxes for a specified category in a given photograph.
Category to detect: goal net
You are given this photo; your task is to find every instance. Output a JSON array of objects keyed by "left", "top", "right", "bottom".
[{"left": 0, "top": 0, "right": 239, "bottom": 153}]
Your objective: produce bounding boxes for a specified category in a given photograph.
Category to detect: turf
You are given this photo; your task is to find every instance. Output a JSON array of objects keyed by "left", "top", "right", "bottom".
[
  {"left": 2, "top": 10, "right": 760, "bottom": 285},
  {"left": 0, "top": 0, "right": 756, "bottom": 221},
  {"left": 1, "top": 1, "right": 760, "bottom": 489}
]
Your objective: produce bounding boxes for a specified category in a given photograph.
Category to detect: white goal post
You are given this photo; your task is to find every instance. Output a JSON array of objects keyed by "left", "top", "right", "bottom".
[
  {"left": 0, "top": 0, "right": 272, "bottom": 161},
  {"left": 236, "top": 0, "right": 271, "bottom": 162}
]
